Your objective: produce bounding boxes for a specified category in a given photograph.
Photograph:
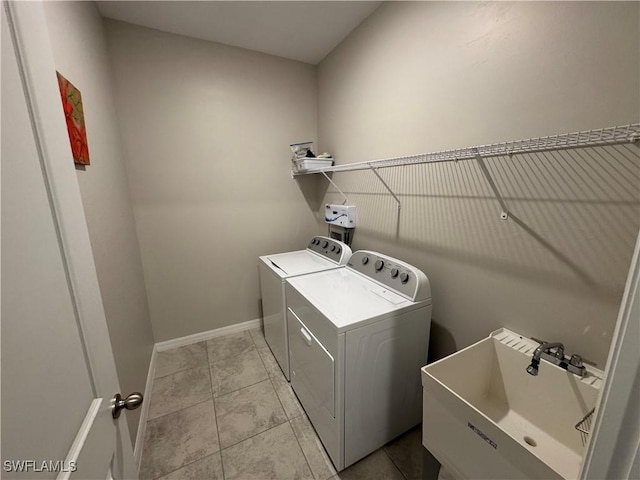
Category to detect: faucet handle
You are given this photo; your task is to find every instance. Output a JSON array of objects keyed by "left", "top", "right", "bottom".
[
  {"left": 554, "top": 345, "right": 565, "bottom": 360},
  {"left": 570, "top": 354, "right": 583, "bottom": 368}
]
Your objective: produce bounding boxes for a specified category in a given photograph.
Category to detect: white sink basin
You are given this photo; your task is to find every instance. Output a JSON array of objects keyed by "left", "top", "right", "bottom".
[{"left": 421, "top": 329, "right": 602, "bottom": 480}]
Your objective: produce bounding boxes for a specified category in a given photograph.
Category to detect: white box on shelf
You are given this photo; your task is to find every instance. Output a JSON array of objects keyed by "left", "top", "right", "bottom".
[{"left": 296, "top": 158, "right": 334, "bottom": 172}]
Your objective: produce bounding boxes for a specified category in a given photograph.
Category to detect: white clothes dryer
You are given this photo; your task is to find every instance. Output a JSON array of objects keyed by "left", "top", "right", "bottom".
[
  {"left": 258, "top": 236, "right": 351, "bottom": 380},
  {"left": 285, "top": 250, "right": 432, "bottom": 470}
]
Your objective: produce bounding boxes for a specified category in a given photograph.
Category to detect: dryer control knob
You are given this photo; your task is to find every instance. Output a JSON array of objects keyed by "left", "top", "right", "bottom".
[
  {"left": 375, "top": 260, "right": 384, "bottom": 271},
  {"left": 362, "top": 256, "right": 369, "bottom": 265},
  {"left": 400, "top": 272, "right": 410, "bottom": 284},
  {"left": 390, "top": 268, "right": 399, "bottom": 278}
]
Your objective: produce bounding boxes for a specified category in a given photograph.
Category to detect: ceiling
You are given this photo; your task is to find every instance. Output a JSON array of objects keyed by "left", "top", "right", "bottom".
[{"left": 96, "top": 1, "right": 382, "bottom": 65}]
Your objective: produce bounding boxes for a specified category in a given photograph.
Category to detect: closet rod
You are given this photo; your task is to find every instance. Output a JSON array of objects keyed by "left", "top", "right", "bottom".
[{"left": 293, "top": 123, "right": 639, "bottom": 176}]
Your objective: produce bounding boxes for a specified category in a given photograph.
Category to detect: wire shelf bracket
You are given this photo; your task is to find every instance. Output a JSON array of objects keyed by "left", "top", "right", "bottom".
[
  {"left": 474, "top": 151, "right": 509, "bottom": 220},
  {"left": 369, "top": 164, "right": 401, "bottom": 211},
  {"left": 320, "top": 170, "right": 348, "bottom": 205}
]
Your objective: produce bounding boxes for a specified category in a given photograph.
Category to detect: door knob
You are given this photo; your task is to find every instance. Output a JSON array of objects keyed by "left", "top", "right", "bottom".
[{"left": 112, "top": 392, "right": 143, "bottom": 419}]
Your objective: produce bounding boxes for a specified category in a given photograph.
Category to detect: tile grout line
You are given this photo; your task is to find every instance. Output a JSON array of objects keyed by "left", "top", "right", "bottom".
[
  {"left": 213, "top": 331, "right": 290, "bottom": 451},
  {"left": 206, "top": 330, "right": 259, "bottom": 365},
  {"left": 154, "top": 329, "right": 316, "bottom": 477},
  {"left": 209, "top": 331, "right": 289, "bottom": 452},
  {"left": 381, "top": 445, "right": 410, "bottom": 480},
  {"left": 146, "top": 355, "right": 212, "bottom": 422},
  {"left": 206, "top": 330, "right": 269, "bottom": 397},
  {"left": 143, "top": 352, "right": 215, "bottom": 479},
  {"left": 143, "top": 330, "right": 269, "bottom": 479},
  {"left": 150, "top": 362, "right": 210, "bottom": 389},
  {"left": 211, "top": 371, "right": 270, "bottom": 399},
  {"left": 149, "top": 452, "right": 221, "bottom": 480},
  {"left": 209, "top": 348, "right": 256, "bottom": 367},
  {"left": 288, "top": 415, "right": 327, "bottom": 480},
  {"left": 207, "top": 341, "right": 227, "bottom": 480},
  {"left": 146, "top": 396, "right": 213, "bottom": 423},
  {"left": 251, "top": 328, "right": 295, "bottom": 419},
  {"left": 152, "top": 362, "right": 203, "bottom": 381},
  {"left": 152, "top": 342, "right": 209, "bottom": 380},
  {"left": 250, "top": 327, "right": 317, "bottom": 479},
  {"left": 250, "top": 326, "right": 293, "bottom": 424},
  {"left": 218, "top": 415, "right": 290, "bottom": 452}
]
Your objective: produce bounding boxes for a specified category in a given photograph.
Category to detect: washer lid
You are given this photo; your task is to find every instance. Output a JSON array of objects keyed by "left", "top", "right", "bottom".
[
  {"left": 287, "top": 268, "right": 426, "bottom": 330},
  {"left": 262, "top": 250, "right": 340, "bottom": 277}
]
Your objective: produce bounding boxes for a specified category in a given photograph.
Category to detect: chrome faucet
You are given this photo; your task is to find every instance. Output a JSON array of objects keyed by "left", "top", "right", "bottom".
[{"left": 526, "top": 341, "right": 587, "bottom": 377}]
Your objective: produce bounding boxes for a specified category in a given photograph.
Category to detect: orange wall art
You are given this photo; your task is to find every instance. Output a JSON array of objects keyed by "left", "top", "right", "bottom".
[{"left": 56, "top": 72, "right": 90, "bottom": 166}]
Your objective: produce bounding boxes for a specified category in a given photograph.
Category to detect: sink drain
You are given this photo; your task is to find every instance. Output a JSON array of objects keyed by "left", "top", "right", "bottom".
[{"left": 524, "top": 436, "right": 537, "bottom": 447}]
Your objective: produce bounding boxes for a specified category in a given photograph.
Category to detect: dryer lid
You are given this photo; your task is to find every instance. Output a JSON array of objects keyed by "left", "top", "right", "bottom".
[
  {"left": 287, "top": 268, "right": 426, "bottom": 331},
  {"left": 263, "top": 250, "right": 340, "bottom": 277}
]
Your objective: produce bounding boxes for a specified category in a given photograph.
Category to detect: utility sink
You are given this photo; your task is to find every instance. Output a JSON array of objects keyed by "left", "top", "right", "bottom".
[{"left": 421, "top": 329, "right": 602, "bottom": 480}]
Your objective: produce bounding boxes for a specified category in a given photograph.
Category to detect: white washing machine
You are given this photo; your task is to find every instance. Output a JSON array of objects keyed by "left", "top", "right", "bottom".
[
  {"left": 285, "top": 250, "right": 432, "bottom": 471},
  {"left": 258, "top": 236, "right": 352, "bottom": 380}
]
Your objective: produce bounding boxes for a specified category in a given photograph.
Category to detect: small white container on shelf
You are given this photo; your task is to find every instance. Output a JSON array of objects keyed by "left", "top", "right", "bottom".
[
  {"left": 290, "top": 141, "right": 334, "bottom": 172},
  {"left": 295, "top": 158, "right": 334, "bottom": 172}
]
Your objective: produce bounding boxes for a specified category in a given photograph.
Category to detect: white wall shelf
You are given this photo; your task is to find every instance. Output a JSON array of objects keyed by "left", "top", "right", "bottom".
[
  {"left": 293, "top": 123, "right": 640, "bottom": 219},
  {"left": 293, "top": 124, "right": 640, "bottom": 176}
]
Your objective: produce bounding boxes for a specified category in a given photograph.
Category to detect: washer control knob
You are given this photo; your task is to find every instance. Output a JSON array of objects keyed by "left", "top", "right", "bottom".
[
  {"left": 374, "top": 260, "right": 384, "bottom": 271},
  {"left": 362, "top": 256, "right": 369, "bottom": 265},
  {"left": 335, "top": 247, "right": 341, "bottom": 255},
  {"left": 312, "top": 239, "right": 318, "bottom": 245},
  {"left": 322, "top": 241, "right": 329, "bottom": 248},
  {"left": 330, "top": 245, "right": 336, "bottom": 252},
  {"left": 400, "top": 272, "right": 410, "bottom": 284},
  {"left": 390, "top": 268, "right": 399, "bottom": 278}
]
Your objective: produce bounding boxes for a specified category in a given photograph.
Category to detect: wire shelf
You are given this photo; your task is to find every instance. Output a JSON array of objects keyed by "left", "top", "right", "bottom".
[
  {"left": 575, "top": 407, "right": 596, "bottom": 446},
  {"left": 293, "top": 123, "right": 640, "bottom": 176}
]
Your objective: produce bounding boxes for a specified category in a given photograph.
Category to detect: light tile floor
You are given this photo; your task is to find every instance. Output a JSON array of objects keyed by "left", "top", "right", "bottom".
[{"left": 140, "top": 327, "right": 447, "bottom": 480}]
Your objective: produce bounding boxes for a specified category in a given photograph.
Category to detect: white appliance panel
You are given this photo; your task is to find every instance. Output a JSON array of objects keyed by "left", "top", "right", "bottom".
[
  {"left": 258, "top": 261, "right": 289, "bottom": 377},
  {"left": 263, "top": 249, "right": 337, "bottom": 277},
  {"left": 258, "top": 236, "right": 351, "bottom": 381},
  {"left": 343, "top": 305, "right": 431, "bottom": 466},
  {"left": 286, "top": 268, "right": 421, "bottom": 331},
  {"left": 287, "top": 305, "right": 345, "bottom": 469},
  {"left": 284, "top": 250, "right": 432, "bottom": 471},
  {"left": 288, "top": 309, "right": 335, "bottom": 417}
]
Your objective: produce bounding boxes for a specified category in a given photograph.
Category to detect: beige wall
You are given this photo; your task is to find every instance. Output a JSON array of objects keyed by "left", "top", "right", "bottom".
[
  {"left": 43, "top": 2, "right": 155, "bottom": 443},
  {"left": 104, "top": 21, "right": 319, "bottom": 342},
  {"left": 317, "top": 1, "right": 640, "bottom": 367}
]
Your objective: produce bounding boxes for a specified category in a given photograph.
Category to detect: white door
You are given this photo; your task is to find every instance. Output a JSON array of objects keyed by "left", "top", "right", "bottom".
[{"left": 2, "top": 2, "right": 138, "bottom": 479}]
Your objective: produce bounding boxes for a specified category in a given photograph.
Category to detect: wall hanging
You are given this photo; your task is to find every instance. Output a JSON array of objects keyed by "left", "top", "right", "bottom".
[{"left": 56, "top": 71, "right": 90, "bottom": 166}]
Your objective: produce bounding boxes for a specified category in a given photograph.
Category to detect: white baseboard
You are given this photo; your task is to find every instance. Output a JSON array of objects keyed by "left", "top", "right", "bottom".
[
  {"left": 133, "top": 344, "right": 157, "bottom": 472},
  {"left": 155, "top": 318, "right": 262, "bottom": 352},
  {"left": 133, "top": 318, "right": 262, "bottom": 471}
]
